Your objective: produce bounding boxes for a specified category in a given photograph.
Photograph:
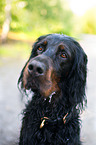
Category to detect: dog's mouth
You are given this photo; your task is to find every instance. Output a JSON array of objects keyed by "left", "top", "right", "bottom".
[{"left": 23, "top": 72, "right": 60, "bottom": 99}]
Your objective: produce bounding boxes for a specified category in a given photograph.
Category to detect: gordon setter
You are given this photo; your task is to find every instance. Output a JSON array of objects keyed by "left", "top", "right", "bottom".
[{"left": 18, "top": 34, "right": 87, "bottom": 145}]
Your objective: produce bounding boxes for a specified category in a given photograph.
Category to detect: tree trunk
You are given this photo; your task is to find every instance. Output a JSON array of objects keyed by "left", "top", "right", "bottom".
[{"left": 1, "top": 0, "right": 11, "bottom": 43}]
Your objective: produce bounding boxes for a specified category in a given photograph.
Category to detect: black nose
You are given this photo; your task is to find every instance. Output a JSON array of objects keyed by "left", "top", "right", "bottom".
[{"left": 28, "top": 60, "right": 45, "bottom": 75}]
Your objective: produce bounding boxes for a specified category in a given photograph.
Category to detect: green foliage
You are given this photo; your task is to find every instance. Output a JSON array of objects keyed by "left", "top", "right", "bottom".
[
  {"left": 0, "top": 0, "right": 6, "bottom": 26},
  {"left": 23, "top": 0, "right": 75, "bottom": 36},
  {"left": 0, "top": 0, "right": 75, "bottom": 37},
  {"left": 81, "top": 7, "right": 96, "bottom": 34},
  {"left": 0, "top": 41, "right": 31, "bottom": 58}
]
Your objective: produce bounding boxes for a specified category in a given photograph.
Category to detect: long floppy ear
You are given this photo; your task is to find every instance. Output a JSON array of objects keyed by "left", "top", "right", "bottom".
[
  {"left": 17, "top": 59, "right": 30, "bottom": 94},
  {"left": 17, "top": 34, "right": 49, "bottom": 93},
  {"left": 67, "top": 41, "right": 88, "bottom": 110}
]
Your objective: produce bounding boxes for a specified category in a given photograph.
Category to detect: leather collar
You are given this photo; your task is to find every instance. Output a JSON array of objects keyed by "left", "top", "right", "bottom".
[{"left": 40, "top": 107, "right": 75, "bottom": 129}]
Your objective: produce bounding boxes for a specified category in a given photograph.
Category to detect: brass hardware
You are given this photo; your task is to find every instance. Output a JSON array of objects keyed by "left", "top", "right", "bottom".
[
  {"left": 40, "top": 119, "right": 45, "bottom": 129},
  {"left": 63, "top": 113, "right": 68, "bottom": 124}
]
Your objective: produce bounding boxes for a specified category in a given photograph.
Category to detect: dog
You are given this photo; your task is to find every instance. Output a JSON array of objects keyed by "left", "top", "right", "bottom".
[{"left": 18, "top": 34, "right": 87, "bottom": 145}]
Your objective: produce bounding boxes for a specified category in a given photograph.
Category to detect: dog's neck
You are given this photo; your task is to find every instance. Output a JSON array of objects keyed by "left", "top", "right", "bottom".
[
  {"left": 39, "top": 106, "right": 76, "bottom": 129},
  {"left": 32, "top": 92, "right": 75, "bottom": 118}
]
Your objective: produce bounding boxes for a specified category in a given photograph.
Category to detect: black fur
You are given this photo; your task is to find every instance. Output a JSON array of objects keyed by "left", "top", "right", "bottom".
[{"left": 18, "top": 34, "right": 87, "bottom": 145}]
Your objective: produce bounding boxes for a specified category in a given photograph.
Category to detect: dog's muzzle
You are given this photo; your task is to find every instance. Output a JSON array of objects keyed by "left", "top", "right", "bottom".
[{"left": 23, "top": 55, "right": 60, "bottom": 98}]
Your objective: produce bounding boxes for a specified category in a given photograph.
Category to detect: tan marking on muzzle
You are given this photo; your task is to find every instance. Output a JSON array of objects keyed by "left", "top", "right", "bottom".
[{"left": 40, "top": 67, "right": 60, "bottom": 98}]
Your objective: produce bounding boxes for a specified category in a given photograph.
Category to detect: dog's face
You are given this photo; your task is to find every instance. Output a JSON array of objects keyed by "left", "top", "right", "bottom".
[
  {"left": 18, "top": 34, "right": 87, "bottom": 106},
  {"left": 22, "top": 34, "right": 75, "bottom": 98}
]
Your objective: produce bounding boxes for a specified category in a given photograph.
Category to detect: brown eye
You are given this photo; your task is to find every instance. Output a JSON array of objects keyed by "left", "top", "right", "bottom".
[
  {"left": 61, "top": 53, "right": 67, "bottom": 58},
  {"left": 38, "top": 46, "right": 43, "bottom": 51}
]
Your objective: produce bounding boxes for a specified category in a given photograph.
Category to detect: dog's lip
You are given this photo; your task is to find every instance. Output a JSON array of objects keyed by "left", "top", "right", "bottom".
[{"left": 25, "top": 79, "right": 38, "bottom": 90}]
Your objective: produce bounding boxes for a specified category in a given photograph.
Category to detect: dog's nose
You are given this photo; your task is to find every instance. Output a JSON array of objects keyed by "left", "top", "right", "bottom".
[{"left": 28, "top": 60, "right": 45, "bottom": 75}]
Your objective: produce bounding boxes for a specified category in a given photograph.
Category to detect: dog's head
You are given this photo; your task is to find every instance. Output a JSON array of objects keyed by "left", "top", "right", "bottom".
[{"left": 18, "top": 34, "right": 87, "bottom": 109}]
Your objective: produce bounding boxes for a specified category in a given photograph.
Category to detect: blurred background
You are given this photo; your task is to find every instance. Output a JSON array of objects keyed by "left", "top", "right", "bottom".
[{"left": 0, "top": 0, "right": 96, "bottom": 144}]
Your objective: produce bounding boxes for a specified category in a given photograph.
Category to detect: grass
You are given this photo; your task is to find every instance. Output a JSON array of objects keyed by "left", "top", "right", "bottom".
[{"left": 0, "top": 40, "right": 32, "bottom": 59}]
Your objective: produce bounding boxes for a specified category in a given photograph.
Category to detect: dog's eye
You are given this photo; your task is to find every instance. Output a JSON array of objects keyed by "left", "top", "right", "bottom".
[
  {"left": 60, "top": 53, "right": 67, "bottom": 58},
  {"left": 37, "top": 46, "right": 43, "bottom": 51}
]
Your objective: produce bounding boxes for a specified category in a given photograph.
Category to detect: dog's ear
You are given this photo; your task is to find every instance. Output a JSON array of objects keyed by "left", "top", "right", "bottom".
[
  {"left": 17, "top": 59, "right": 29, "bottom": 93},
  {"left": 67, "top": 41, "right": 88, "bottom": 110}
]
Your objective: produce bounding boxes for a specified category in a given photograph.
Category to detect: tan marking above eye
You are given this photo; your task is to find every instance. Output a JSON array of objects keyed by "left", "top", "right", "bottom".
[
  {"left": 59, "top": 44, "right": 64, "bottom": 50},
  {"left": 43, "top": 40, "right": 47, "bottom": 45}
]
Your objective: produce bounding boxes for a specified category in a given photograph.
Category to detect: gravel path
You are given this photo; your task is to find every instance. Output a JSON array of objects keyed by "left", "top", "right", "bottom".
[
  {"left": 0, "top": 58, "right": 25, "bottom": 145},
  {"left": 0, "top": 34, "right": 96, "bottom": 145}
]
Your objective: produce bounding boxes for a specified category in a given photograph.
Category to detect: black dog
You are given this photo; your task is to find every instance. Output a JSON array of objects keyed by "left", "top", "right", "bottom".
[{"left": 18, "top": 34, "right": 87, "bottom": 145}]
